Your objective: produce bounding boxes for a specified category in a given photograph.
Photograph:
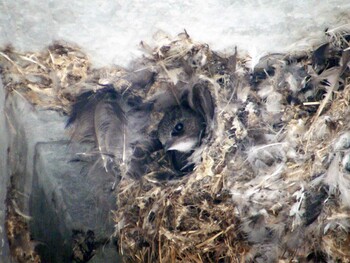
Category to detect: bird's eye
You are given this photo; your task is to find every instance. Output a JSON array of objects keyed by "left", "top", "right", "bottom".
[
  {"left": 174, "top": 123, "right": 183, "bottom": 132},
  {"left": 171, "top": 123, "right": 184, "bottom": 136}
]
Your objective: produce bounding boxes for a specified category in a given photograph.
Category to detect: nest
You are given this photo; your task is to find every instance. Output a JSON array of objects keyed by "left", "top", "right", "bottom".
[
  {"left": 115, "top": 29, "right": 350, "bottom": 262},
  {"left": 2, "top": 26, "right": 350, "bottom": 262}
]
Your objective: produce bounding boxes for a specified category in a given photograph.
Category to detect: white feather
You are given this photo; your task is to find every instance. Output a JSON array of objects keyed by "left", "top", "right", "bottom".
[
  {"left": 266, "top": 92, "right": 283, "bottom": 113},
  {"left": 334, "top": 132, "right": 350, "bottom": 151},
  {"left": 324, "top": 153, "right": 350, "bottom": 207},
  {"left": 168, "top": 138, "right": 197, "bottom": 152}
]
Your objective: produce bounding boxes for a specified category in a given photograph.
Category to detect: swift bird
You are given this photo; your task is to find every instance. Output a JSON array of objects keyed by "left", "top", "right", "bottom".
[
  {"left": 66, "top": 79, "right": 215, "bottom": 182},
  {"left": 158, "top": 105, "right": 205, "bottom": 172},
  {"left": 157, "top": 82, "right": 215, "bottom": 173}
]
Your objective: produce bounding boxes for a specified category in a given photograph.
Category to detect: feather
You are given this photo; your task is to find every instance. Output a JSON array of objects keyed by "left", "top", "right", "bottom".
[
  {"left": 342, "top": 152, "right": 350, "bottom": 172},
  {"left": 312, "top": 43, "right": 330, "bottom": 73},
  {"left": 265, "top": 92, "right": 283, "bottom": 113},
  {"left": 126, "top": 66, "right": 155, "bottom": 91},
  {"left": 67, "top": 85, "right": 156, "bottom": 181},
  {"left": 333, "top": 132, "right": 350, "bottom": 151},
  {"left": 93, "top": 97, "right": 126, "bottom": 171},
  {"left": 305, "top": 66, "right": 341, "bottom": 145},
  {"left": 247, "top": 143, "right": 286, "bottom": 173},
  {"left": 185, "top": 79, "right": 216, "bottom": 132},
  {"left": 324, "top": 152, "right": 350, "bottom": 208},
  {"left": 303, "top": 186, "right": 328, "bottom": 226}
]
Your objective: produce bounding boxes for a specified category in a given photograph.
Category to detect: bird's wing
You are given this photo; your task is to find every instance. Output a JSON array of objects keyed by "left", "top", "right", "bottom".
[
  {"left": 67, "top": 86, "right": 127, "bottom": 172},
  {"left": 182, "top": 79, "right": 215, "bottom": 133},
  {"left": 190, "top": 81, "right": 215, "bottom": 124},
  {"left": 66, "top": 84, "right": 162, "bottom": 181}
]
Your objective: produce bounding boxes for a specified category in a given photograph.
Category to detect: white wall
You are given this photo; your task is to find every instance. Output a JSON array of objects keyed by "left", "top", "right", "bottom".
[{"left": 1, "top": 0, "right": 349, "bottom": 68}]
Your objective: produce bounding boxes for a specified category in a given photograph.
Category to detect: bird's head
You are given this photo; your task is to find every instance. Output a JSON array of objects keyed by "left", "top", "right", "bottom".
[
  {"left": 156, "top": 81, "right": 215, "bottom": 173},
  {"left": 158, "top": 106, "right": 205, "bottom": 153}
]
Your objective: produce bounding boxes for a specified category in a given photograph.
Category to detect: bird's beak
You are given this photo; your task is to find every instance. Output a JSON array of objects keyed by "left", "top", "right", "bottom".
[{"left": 164, "top": 137, "right": 198, "bottom": 152}]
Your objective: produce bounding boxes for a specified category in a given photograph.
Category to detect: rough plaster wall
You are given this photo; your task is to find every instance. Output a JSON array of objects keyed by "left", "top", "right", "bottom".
[
  {"left": 1, "top": 89, "right": 119, "bottom": 262},
  {"left": 0, "top": 80, "right": 11, "bottom": 263},
  {"left": 1, "top": 90, "right": 68, "bottom": 262},
  {"left": 1, "top": 0, "right": 349, "bottom": 67}
]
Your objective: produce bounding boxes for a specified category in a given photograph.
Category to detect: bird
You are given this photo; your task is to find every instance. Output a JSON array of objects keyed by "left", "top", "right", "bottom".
[
  {"left": 158, "top": 104, "right": 206, "bottom": 173},
  {"left": 66, "top": 79, "right": 215, "bottom": 182}
]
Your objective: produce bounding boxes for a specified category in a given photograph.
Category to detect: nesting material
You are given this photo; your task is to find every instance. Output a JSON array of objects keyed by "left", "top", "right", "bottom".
[
  {"left": 1, "top": 26, "right": 350, "bottom": 262},
  {"left": 5, "top": 177, "right": 40, "bottom": 263},
  {"left": 114, "top": 29, "right": 350, "bottom": 262}
]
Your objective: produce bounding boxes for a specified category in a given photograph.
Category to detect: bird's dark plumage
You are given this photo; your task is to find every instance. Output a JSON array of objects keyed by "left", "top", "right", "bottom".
[
  {"left": 158, "top": 105, "right": 205, "bottom": 172},
  {"left": 66, "top": 85, "right": 153, "bottom": 180},
  {"left": 66, "top": 79, "right": 215, "bottom": 181}
]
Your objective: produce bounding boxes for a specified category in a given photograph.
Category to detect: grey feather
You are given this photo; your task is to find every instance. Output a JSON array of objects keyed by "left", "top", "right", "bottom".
[
  {"left": 190, "top": 81, "right": 215, "bottom": 123},
  {"left": 67, "top": 85, "right": 155, "bottom": 181}
]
